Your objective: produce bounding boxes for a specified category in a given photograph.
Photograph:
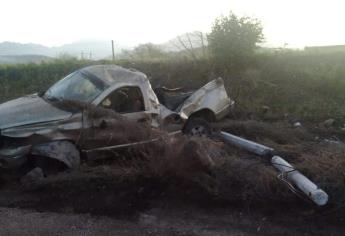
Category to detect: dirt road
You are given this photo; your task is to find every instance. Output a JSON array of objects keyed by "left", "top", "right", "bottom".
[{"left": 0, "top": 200, "right": 343, "bottom": 236}]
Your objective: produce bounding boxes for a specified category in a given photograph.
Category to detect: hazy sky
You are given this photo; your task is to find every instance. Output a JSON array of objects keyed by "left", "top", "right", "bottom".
[{"left": 1, "top": 0, "right": 344, "bottom": 48}]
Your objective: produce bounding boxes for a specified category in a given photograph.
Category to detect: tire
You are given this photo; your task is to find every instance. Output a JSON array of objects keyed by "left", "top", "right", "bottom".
[
  {"left": 31, "top": 155, "right": 68, "bottom": 176},
  {"left": 183, "top": 118, "right": 212, "bottom": 137}
]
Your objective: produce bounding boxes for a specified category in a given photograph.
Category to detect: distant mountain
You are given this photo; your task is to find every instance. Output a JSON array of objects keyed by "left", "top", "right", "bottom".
[
  {"left": 56, "top": 41, "right": 119, "bottom": 59},
  {"left": 0, "top": 40, "right": 129, "bottom": 63},
  {"left": 0, "top": 34, "right": 210, "bottom": 64},
  {"left": 0, "top": 42, "right": 52, "bottom": 56},
  {"left": 0, "top": 55, "right": 52, "bottom": 64}
]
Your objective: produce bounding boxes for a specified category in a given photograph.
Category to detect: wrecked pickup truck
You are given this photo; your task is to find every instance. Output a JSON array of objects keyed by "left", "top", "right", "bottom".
[{"left": 0, "top": 65, "right": 233, "bottom": 173}]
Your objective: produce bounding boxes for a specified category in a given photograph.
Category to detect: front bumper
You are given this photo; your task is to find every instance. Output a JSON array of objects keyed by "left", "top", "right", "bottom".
[{"left": 0, "top": 145, "right": 31, "bottom": 168}]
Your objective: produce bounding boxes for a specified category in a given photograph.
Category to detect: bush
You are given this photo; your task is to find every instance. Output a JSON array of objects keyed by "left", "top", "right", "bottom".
[{"left": 208, "top": 12, "right": 263, "bottom": 75}]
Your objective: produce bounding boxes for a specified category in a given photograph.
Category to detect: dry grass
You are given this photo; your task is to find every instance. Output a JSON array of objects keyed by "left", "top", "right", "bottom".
[
  {"left": 53, "top": 107, "right": 345, "bottom": 208},
  {"left": 132, "top": 119, "right": 345, "bottom": 208}
]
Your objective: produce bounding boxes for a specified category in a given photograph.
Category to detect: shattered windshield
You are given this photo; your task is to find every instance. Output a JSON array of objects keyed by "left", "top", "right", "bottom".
[{"left": 44, "top": 71, "right": 108, "bottom": 103}]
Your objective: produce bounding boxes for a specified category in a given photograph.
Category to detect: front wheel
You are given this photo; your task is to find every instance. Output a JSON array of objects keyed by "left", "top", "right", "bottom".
[{"left": 183, "top": 118, "right": 212, "bottom": 137}]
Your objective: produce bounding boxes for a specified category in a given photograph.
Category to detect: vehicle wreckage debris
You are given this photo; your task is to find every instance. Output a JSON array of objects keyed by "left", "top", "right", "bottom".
[
  {"left": 219, "top": 131, "right": 329, "bottom": 206},
  {"left": 0, "top": 65, "right": 233, "bottom": 171}
]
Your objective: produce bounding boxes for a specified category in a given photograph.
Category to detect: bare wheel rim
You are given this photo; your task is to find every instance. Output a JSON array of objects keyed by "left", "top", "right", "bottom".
[{"left": 190, "top": 125, "right": 207, "bottom": 137}]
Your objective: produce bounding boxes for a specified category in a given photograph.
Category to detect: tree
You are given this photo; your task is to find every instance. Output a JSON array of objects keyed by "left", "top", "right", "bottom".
[
  {"left": 169, "top": 31, "right": 208, "bottom": 61},
  {"left": 121, "top": 43, "right": 167, "bottom": 60},
  {"left": 208, "top": 12, "right": 264, "bottom": 74}
]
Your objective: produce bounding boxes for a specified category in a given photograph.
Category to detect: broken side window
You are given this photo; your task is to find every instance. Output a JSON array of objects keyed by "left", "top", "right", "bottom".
[{"left": 100, "top": 86, "right": 145, "bottom": 113}]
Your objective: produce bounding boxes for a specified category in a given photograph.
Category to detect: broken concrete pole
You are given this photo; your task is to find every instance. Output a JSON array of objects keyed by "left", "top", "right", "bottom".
[
  {"left": 271, "top": 156, "right": 328, "bottom": 206},
  {"left": 219, "top": 131, "right": 329, "bottom": 206},
  {"left": 220, "top": 131, "right": 274, "bottom": 156}
]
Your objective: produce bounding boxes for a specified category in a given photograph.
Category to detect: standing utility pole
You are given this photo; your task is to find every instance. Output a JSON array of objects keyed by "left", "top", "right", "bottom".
[{"left": 111, "top": 40, "right": 115, "bottom": 61}]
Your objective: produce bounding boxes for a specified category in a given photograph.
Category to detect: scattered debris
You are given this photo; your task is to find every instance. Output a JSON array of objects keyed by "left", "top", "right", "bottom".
[
  {"left": 323, "top": 137, "right": 340, "bottom": 144},
  {"left": 293, "top": 122, "right": 302, "bottom": 128},
  {"left": 261, "top": 105, "right": 270, "bottom": 114},
  {"left": 323, "top": 118, "right": 335, "bottom": 128}
]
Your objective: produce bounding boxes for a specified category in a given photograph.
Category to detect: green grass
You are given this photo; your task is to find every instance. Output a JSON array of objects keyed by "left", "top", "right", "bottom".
[
  {"left": 245, "top": 51, "right": 345, "bottom": 121},
  {"left": 1, "top": 50, "right": 345, "bottom": 122},
  {"left": 0, "top": 59, "right": 92, "bottom": 102}
]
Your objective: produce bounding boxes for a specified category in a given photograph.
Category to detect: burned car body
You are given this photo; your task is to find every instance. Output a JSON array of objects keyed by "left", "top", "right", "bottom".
[{"left": 0, "top": 65, "right": 233, "bottom": 171}]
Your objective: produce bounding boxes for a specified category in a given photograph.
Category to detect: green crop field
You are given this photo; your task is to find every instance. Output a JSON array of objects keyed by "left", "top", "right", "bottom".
[{"left": 1, "top": 49, "right": 345, "bottom": 122}]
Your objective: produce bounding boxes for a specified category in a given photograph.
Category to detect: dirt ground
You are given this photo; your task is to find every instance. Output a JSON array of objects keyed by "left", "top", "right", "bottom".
[
  {"left": 0, "top": 201, "right": 343, "bottom": 236},
  {"left": 1, "top": 118, "right": 345, "bottom": 236}
]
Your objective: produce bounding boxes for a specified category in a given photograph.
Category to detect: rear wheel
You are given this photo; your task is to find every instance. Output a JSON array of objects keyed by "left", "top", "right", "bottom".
[
  {"left": 20, "top": 156, "right": 68, "bottom": 184},
  {"left": 32, "top": 156, "right": 68, "bottom": 176},
  {"left": 183, "top": 118, "right": 212, "bottom": 137}
]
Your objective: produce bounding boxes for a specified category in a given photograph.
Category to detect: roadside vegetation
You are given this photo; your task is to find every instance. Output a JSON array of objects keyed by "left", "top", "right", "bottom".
[
  {"left": 1, "top": 13, "right": 345, "bottom": 231},
  {"left": 1, "top": 12, "right": 345, "bottom": 122}
]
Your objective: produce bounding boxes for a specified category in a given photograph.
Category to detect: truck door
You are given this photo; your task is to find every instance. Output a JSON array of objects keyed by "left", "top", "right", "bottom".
[
  {"left": 80, "top": 86, "right": 151, "bottom": 153},
  {"left": 99, "top": 86, "right": 150, "bottom": 123}
]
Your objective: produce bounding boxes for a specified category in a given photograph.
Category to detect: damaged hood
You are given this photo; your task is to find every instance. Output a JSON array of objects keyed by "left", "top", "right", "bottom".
[{"left": 0, "top": 94, "right": 72, "bottom": 130}]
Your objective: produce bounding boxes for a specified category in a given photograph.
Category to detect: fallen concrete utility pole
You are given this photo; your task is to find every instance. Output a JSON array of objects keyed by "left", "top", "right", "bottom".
[
  {"left": 219, "top": 131, "right": 329, "bottom": 206},
  {"left": 271, "top": 156, "right": 328, "bottom": 206},
  {"left": 219, "top": 131, "right": 274, "bottom": 156}
]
